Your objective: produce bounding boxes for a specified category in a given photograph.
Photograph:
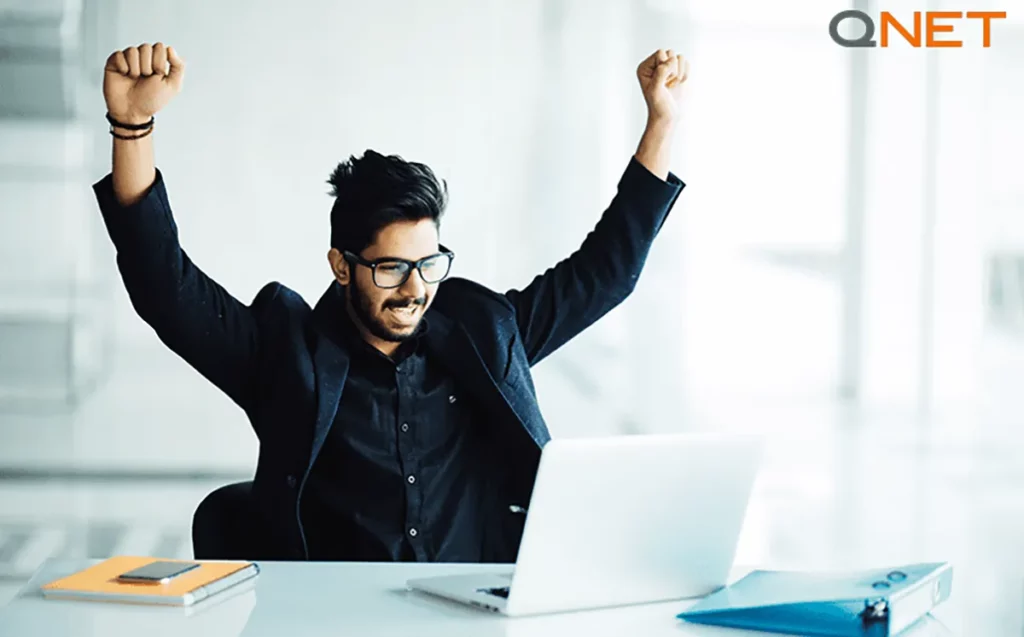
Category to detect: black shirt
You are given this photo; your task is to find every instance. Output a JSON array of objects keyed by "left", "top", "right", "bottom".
[{"left": 299, "top": 300, "right": 493, "bottom": 562}]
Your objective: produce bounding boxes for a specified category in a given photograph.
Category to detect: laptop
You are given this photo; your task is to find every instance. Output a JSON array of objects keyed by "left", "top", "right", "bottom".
[{"left": 407, "top": 432, "right": 763, "bottom": 617}]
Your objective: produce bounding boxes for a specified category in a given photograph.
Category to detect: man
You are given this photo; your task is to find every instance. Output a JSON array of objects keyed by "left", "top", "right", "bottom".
[{"left": 96, "top": 42, "right": 687, "bottom": 563}]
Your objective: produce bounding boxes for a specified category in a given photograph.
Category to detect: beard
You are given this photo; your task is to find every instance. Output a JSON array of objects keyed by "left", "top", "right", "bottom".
[{"left": 347, "top": 279, "right": 426, "bottom": 343}]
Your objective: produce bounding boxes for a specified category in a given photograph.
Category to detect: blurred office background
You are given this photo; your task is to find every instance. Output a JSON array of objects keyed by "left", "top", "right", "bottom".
[{"left": 1, "top": 0, "right": 1022, "bottom": 631}]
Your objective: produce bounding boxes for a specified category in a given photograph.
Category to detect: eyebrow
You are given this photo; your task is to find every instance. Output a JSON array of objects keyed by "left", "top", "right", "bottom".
[
  {"left": 361, "top": 247, "right": 449, "bottom": 262},
  {"left": 374, "top": 251, "right": 435, "bottom": 259}
]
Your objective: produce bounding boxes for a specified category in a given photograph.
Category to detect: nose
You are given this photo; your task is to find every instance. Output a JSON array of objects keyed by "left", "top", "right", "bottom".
[{"left": 400, "top": 268, "right": 428, "bottom": 299}]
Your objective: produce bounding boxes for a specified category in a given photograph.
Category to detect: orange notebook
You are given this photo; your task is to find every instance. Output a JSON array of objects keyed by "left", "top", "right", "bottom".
[{"left": 41, "top": 555, "right": 260, "bottom": 606}]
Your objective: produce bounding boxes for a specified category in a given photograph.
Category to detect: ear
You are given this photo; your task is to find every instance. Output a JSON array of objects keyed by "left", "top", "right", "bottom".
[{"left": 327, "top": 248, "right": 350, "bottom": 285}]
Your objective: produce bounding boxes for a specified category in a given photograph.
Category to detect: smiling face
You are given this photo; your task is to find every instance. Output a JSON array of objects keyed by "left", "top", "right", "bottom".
[{"left": 328, "top": 218, "right": 445, "bottom": 354}]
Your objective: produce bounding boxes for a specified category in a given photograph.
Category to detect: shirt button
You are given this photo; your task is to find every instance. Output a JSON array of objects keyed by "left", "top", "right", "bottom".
[
  {"left": 286, "top": 475, "right": 297, "bottom": 488},
  {"left": 409, "top": 528, "right": 418, "bottom": 537},
  {"left": 401, "top": 423, "right": 410, "bottom": 433},
  {"left": 407, "top": 475, "right": 416, "bottom": 484},
  {"left": 448, "top": 395, "right": 457, "bottom": 403}
]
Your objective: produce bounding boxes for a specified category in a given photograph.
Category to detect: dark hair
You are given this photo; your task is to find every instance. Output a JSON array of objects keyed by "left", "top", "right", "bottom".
[{"left": 327, "top": 150, "right": 448, "bottom": 253}]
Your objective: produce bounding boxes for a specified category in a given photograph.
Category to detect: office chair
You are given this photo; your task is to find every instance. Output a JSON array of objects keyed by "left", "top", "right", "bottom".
[{"left": 191, "top": 480, "right": 260, "bottom": 560}]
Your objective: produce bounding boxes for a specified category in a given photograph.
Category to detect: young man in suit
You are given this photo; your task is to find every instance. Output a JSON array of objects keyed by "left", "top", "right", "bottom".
[{"left": 96, "top": 42, "right": 687, "bottom": 562}]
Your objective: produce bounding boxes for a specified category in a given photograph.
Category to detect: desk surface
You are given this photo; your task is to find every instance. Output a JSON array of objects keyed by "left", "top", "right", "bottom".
[{"left": 0, "top": 559, "right": 958, "bottom": 637}]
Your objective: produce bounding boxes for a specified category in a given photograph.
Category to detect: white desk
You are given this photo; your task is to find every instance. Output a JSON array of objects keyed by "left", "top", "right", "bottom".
[{"left": 0, "top": 559, "right": 957, "bottom": 636}]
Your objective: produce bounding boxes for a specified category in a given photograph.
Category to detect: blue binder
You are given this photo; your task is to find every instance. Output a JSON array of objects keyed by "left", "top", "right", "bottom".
[{"left": 677, "top": 562, "right": 953, "bottom": 636}]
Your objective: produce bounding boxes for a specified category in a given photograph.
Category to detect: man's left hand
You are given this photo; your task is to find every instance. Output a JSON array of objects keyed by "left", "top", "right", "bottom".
[{"left": 637, "top": 49, "right": 688, "bottom": 126}]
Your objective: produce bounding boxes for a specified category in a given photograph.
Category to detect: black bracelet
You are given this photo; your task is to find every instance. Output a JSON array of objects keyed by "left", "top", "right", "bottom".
[
  {"left": 110, "top": 125, "right": 154, "bottom": 141},
  {"left": 105, "top": 112, "right": 154, "bottom": 130}
]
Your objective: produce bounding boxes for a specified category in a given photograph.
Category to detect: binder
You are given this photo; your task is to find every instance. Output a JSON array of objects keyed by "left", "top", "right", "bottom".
[
  {"left": 677, "top": 562, "right": 952, "bottom": 636},
  {"left": 41, "top": 555, "right": 260, "bottom": 607}
]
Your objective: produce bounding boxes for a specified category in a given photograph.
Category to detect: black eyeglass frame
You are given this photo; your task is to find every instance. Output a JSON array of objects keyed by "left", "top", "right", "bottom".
[{"left": 342, "top": 244, "right": 455, "bottom": 289}]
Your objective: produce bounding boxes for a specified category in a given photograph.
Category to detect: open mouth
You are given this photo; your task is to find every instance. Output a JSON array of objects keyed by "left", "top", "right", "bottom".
[{"left": 386, "top": 305, "right": 420, "bottom": 324}]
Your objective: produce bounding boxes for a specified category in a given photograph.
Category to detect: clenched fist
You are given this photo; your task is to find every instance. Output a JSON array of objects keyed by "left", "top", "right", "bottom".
[
  {"left": 103, "top": 43, "right": 185, "bottom": 126},
  {"left": 636, "top": 49, "right": 688, "bottom": 125}
]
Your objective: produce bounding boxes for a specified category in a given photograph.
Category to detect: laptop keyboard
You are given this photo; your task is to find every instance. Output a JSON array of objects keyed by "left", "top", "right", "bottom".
[{"left": 480, "top": 586, "right": 510, "bottom": 599}]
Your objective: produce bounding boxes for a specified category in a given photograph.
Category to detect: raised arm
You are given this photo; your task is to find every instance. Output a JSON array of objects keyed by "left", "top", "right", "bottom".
[
  {"left": 505, "top": 49, "right": 688, "bottom": 365},
  {"left": 97, "top": 43, "right": 268, "bottom": 410}
]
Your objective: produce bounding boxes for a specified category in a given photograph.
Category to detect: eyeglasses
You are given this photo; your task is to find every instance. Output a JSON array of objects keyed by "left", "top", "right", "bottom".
[{"left": 343, "top": 245, "right": 455, "bottom": 289}]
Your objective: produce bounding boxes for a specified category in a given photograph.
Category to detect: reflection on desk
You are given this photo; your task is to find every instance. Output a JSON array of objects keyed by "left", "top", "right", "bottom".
[{"left": 0, "top": 559, "right": 958, "bottom": 637}]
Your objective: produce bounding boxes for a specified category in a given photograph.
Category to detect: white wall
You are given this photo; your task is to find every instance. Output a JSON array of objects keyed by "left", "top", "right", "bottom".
[
  {"left": 76, "top": 0, "right": 671, "bottom": 448},
  {"left": 105, "top": 0, "right": 550, "bottom": 341},
  {"left": 5, "top": 0, "right": 1024, "bottom": 472}
]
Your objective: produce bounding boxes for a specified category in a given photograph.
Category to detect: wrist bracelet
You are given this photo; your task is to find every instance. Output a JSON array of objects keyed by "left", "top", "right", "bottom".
[
  {"left": 105, "top": 112, "right": 154, "bottom": 130},
  {"left": 110, "top": 125, "right": 154, "bottom": 141}
]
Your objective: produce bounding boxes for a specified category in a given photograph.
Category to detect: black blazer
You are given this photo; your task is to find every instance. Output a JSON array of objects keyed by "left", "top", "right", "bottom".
[{"left": 93, "top": 156, "right": 685, "bottom": 561}]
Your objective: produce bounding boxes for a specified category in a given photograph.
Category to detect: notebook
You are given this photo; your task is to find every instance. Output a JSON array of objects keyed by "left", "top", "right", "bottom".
[
  {"left": 677, "top": 562, "right": 953, "bottom": 636},
  {"left": 41, "top": 555, "right": 260, "bottom": 607}
]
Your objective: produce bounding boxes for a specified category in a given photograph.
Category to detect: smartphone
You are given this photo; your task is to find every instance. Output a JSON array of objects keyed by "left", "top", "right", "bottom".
[{"left": 116, "top": 561, "right": 201, "bottom": 584}]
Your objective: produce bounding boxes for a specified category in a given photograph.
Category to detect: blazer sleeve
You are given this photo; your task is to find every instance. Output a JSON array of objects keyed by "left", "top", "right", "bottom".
[
  {"left": 503, "top": 156, "right": 684, "bottom": 366},
  {"left": 93, "top": 169, "right": 274, "bottom": 410}
]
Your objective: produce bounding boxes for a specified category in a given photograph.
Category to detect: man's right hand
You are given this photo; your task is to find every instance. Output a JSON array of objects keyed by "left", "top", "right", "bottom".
[{"left": 103, "top": 43, "right": 185, "bottom": 125}]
